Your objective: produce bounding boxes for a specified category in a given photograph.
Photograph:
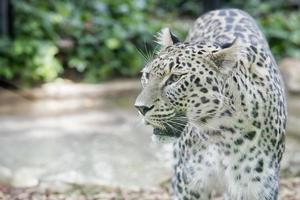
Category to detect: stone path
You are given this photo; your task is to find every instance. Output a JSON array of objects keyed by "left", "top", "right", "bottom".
[{"left": 0, "top": 82, "right": 173, "bottom": 188}]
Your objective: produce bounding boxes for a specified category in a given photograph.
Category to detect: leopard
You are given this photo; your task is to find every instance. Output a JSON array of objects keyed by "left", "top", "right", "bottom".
[{"left": 134, "top": 8, "right": 287, "bottom": 200}]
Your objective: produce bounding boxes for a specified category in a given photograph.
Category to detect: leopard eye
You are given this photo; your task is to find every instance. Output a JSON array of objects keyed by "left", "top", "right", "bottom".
[
  {"left": 169, "top": 74, "right": 181, "bottom": 82},
  {"left": 144, "top": 72, "right": 150, "bottom": 79},
  {"left": 141, "top": 72, "right": 150, "bottom": 87},
  {"left": 166, "top": 74, "right": 182, "bottom": 85}
]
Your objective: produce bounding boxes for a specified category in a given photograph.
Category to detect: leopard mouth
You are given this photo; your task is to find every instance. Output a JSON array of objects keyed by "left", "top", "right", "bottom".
[
  {"left": 152, "top": 120, "right": 187, "bottom": 138},
  {"left": 153, "top": 128, "right": 175, "bottom": 137}
]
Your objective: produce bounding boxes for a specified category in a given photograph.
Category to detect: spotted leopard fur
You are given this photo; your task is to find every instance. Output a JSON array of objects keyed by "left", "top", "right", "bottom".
[{"left": 135, "top": 9, "right": 287, "bottom": 200}]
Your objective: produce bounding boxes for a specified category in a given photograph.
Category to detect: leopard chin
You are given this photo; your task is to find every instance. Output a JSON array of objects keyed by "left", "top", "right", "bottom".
[
  {"left": 153, "top": 127, "right": 179, "bottom": 137},
  {"left": 153, "top": 113, "right": 187, "bottom": 138},
  {"left": 151, "top": 133, "right": 178, "bottom": 144},
  {"left": 152, "top": 121, "right": 186, "bottom": 138}
]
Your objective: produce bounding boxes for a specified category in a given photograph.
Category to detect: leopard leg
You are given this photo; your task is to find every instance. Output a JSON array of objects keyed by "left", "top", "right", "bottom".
[{"left": 171, "top": 163, "right": 213, "bottom": 200}]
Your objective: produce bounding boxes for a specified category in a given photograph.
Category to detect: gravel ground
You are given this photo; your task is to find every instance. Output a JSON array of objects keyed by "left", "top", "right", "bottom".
[{"left": 0, "top": 177, "right": 299, "bottom": 200}]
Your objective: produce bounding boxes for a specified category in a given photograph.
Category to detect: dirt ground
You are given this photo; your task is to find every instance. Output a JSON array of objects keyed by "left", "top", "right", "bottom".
[
  {"left": 0, "top": 81, "right": 300, "bottom": 200},
  {"left": 0, "top": 177, "right": 299, "bottom": 200}
]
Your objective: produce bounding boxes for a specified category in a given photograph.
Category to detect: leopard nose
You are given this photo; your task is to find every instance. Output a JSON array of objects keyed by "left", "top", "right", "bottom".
[{"left": 135, "top": 105, "right": 154, "bottom": 116}]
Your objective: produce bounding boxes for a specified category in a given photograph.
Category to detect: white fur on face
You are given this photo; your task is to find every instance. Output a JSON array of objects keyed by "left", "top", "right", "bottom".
[{"left": 151, "top": 134, "right": 177, "bottom": 144}]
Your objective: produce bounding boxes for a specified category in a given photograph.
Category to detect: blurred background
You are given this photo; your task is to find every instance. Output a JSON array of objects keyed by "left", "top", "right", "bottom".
[{"left": 0, "top": 0, "right": 300, "bottom": 199}]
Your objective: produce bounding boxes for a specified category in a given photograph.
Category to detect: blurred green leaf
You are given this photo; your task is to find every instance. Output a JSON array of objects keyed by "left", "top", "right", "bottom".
[
  {"left": 3, "top": 0, "right": 298, "bottom": 85},
  {"left": 105, "top": 38, "right": 121, "bottom": 50}
]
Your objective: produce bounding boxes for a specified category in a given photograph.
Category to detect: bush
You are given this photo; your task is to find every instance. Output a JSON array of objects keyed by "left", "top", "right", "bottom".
[
  {"left": 0, "top": 0, "right": 299, "bottom": 85},
  {"left": 260, "top": 11, "right": 300, "bottom": 59},
  {"left": 154, "top": 0, "right": 300, "bottom": 60},
  {"left": 0, "top": 38, "right": 61, "bottom": 84},
  {"left": 0, "top": 0, "right": 163, "bottom": 84},
  {"left": 227, "top": 0, "right": 300, "bottom": 59}
]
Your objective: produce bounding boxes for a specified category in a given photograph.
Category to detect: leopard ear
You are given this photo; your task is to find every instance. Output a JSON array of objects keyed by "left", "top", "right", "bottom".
[
  {"left": 211, "top": 38, "right": 240, "bottom": 74},
  {"left": 155, "top": 27, "right": 180, "bottom": 48}
]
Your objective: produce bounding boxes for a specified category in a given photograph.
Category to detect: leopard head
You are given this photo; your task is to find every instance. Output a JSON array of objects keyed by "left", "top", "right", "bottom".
[{"left": 135, "top": 28, "right": 240, "bottom": 141}]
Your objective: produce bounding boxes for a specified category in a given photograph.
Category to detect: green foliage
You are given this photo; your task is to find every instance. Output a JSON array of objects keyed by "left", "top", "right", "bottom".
[
  {"left": 0, "top": 38, "right": 61, "bottom": 83},
  {"left": 260, "top": 11, "right": 300, "bottom": 59},
  {"left": 0, "top": 0, "right": 163, "bottom": 84},
  {"left": 154, "top": 0, "right": 300, "bottom": 60},
  {"left": 227, "top": 0, "right": 300, "bottom": 59},
  {"left": 0, "top": 0, "right": 299, "bottom": 84},
  {"left": 153, "top": 0, "right": 202, "bottom": 16}
]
